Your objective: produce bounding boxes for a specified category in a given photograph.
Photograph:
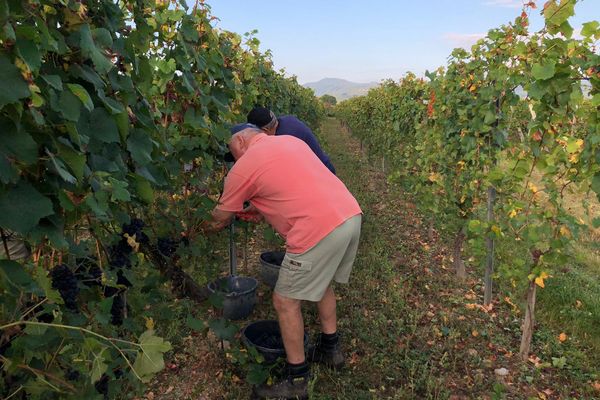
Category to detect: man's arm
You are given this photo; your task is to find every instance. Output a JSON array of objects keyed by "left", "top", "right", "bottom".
[{"left": 202, "top": 208, "right": 235, "bottom": 233}]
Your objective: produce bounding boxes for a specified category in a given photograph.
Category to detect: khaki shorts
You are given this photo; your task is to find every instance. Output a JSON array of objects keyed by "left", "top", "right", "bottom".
[{"left": 275, "top": 214, "right": 362, "bottom": 302}]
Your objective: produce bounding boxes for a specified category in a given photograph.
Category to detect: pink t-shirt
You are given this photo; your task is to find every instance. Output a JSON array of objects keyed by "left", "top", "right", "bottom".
[{"left": 217, "top": 133, "right": 361, "bottom": 253}]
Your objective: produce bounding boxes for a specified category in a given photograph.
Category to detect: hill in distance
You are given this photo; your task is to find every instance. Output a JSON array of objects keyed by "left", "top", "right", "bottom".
[{"left": 303, "top": 78, "right": 378, "bottom": 101}]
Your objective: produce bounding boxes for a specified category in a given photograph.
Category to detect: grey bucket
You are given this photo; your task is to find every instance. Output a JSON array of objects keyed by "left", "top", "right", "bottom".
[
  {"left": 207, "top": 276, "right": 258, "bottom": 320},
  {"left": 241, "top": 320, "right": 309, "bottom": 364},
  {"left": 259, "top": 251, "right": 285, "bottom": 288}
]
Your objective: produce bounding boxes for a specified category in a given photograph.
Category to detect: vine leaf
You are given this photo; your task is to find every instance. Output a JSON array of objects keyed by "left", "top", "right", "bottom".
[
  {"left": 531, "top": 61, "right": 556, "bottom": 80},
  {"left": 133, "top": 330, "right": 172, "bottom": 382},
  {"left": 0, "top": 182, "right": 54, "bottom": 233},
  {"left": 79, "top": 24, "right": 113, "bottom": 74},
  {"left": 0, "top": 54, "right": 30, "bottom": 108},
  {"left": 67, "top": 83, "right": 94, "bottom": 111},
  {"left": 16, "top": 38, "right": 41, "bottom": 72}
]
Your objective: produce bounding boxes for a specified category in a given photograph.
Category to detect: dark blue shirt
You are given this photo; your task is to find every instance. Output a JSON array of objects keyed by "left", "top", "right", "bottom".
[{"left": 275, "top": 115, "right": 336, "bottom": 174}]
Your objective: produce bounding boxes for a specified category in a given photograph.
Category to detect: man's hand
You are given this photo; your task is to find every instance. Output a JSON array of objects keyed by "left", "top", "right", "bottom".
[
  {"left": 201, "top": 208, "right": 235, "bottom": 233},
  {"left": 236, "top": 204, "right": 263, "bottom": 223}
]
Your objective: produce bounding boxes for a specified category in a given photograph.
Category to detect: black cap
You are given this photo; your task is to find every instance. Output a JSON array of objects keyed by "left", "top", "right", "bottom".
[
  {"left": 247, "top": 107, "right": 276, "bottom": 128},
  {"left": 223, "top": 123, "right": 258, "bottom": 162}
]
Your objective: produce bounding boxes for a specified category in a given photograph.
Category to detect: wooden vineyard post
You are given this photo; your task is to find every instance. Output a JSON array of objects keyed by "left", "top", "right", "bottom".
[
  {"left": 454, "top": 226, "right": 466, "bottom": 280},
  {"left": 484, "top": 186, "right": 496, "bottom": 306},
  {"left": 519, "top": 280, "right": 537, "bottom": 361}
]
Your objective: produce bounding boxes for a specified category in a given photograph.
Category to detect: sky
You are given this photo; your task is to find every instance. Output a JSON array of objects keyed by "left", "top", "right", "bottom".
[{"left": 188, "top": 0, "right": 599, "bottom": 84}]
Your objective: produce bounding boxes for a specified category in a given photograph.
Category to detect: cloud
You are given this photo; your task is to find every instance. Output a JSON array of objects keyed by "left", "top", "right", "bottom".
[
  {"left": 443, "top": 33, "right": 487, "bottom": 48},
  {"left": 483, "top": 0, "right": 523, "bottom": 8}
]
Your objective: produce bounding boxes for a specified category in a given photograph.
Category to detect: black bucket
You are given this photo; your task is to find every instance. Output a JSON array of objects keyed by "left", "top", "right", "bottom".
[
  {"left": 207, "top": 276, "right": 258, "bottom": 320},
  {"left": 259, "top": 251, "right": 285, "bottom": 288},
  {"left": 241, "top": 320, "right": 309, "bottom": 364}
]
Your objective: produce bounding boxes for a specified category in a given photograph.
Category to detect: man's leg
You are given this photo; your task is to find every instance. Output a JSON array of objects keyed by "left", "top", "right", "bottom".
[
  {"left": 317, "top": 286, "right": 337, "bottom": 334},
  {"left": 272, "top": 291, "right": 305, "bottom": 363},
  {"left": 312, "top": 285, "right": 345, "bottom": 369},
  {"left": 253, "top": 292, "right": 309, "bottom": 399}
]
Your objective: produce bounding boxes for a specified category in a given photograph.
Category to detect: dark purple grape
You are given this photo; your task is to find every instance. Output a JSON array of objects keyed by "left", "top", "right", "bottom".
[
  {"left": 108, "top": 244, "right": 131, "bottom": 269},
  {"left": 50, "top": 264, "right": 79, "bottom": 311},
  {"left": 95, "top": 374, "right": 109, "bottom": 399},
  {"left": 66, "top": 369, "right": 80, "bottom": 381},
  {"left": 116, "top": 270, "right": 132, "bottom": 287},
  {"left": 103, "top": 286, "right": 119, "bottom": 297},
  {"left": 156, "top": 237, "right": 179, "bottom": 257},
  {"left": 110, "top": 295, "right": 125, "bottom": 326}
]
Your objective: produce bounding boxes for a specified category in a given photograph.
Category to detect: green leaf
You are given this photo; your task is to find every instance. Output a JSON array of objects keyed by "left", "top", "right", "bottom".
[
  {"left": 70, "top": 64, "right": 105, "bottom": 89},
  {"left": 132, "top": 330, "right": 172, "bottom": 382},
  {"left": 592, "top": 217, "right": 600, "bottom": 229},
  {"left": 558, "top": 21, "right": 573, "bottom": 38},
  {"left": 108, "top": 177, "right": 130, "bottom": 202},
  {"left": 247, "top": 364, "right": 269, "bottom": 385},
  {"left": 16, "top": 38, "right": 41, "bottom": 72},
  {"left": 84, "top": 338, "right": 109, "bottom": 383},
  {"left": 57, "top": 142, "right": 86, "bottom": 181},
  {"left": 543, "top": 0, "right": 575, "bottom": 27},
  {"left": 79, "top": 24, "right": 113, "bottom": 74},
  {"left": 58, "top": 90, "right": 82, "bottom": 122},
  {"left": 67, "top": 83, "right": 94, "bottom": 111},
  {"left": 581, "top": 21, "right": 599, "bottom": 38},
  {"left": 47, "top": 149, "right": 76, "bottom": 184},
  {"left": 42, "top": 74, "right": 63, "bottom": 91},
  {"left": 127, "top": 129, "right": 153, "bottom": 166},
  {"left": 592, "top": 94, "right": 600, "bottom": 107},
  {"left": 115, "top": 110, "right": 129, "bottom": 141},
  {"left": 0, "top": 53, "right": 30, "bottom": 108},
  {"left": 208, "top": 318, "right": 238, "bottom": 341},
  {"left": 24, "top": 322, "right": 48, "bottom": 336},
  {"left": 0, "top": 155, "right": 18, "bottom": 184},
  {"left": 0, "top": 182, "right": 54, "bottom": 233},
  {"left": 97, "top": 90, "right": 124, "bottom": 114},
  {"left": 0, "top": 260, "right": 35, "bottom": 287},
  {"left": 186, "top": 316, "right": 207, "bottom": 332},
  {"left": 0, "top": 117, "right": 38, "bottom": 164},
  {"left": 531, "top": 61, "right": 556, "bottom": 80},
  {"left": 33, "top": 263, "right": 62, "bottom": 304},
  {"left": 132, "top": 175, "right": 154, "bottom": 204},
  {"left": 86, "top": 108, "right": 120, "bottom": 144}
]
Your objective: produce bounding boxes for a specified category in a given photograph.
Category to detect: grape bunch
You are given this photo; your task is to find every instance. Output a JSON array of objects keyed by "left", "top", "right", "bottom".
[
  {"left": 50, "top": 264, "right": 80, "bottom": 311},
  {"left": 122, "top": 218, "right": 149, "bottom": 245},
  {"left": 156, "top": 237, "right": 179, "bottom": 258},
  {"left": 75, "top": 258, "right": 103, "bottom": 287},
  {"left": 65, "top": 369, "right": 80, "bottom": 381},
  {"left": 108, "top": 241, "right": 132, "bottom": 269},
  {"left": 110, "top": 294, "right": 125, "bottom": 326},
  {"left": 95, "top": 374, "right": 109, "bottom": 399}
]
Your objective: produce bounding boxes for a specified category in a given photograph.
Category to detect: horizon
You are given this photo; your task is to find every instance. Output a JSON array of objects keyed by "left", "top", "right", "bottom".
[{"left": 197, "top": 0, "right": 599, "bottom": 84}]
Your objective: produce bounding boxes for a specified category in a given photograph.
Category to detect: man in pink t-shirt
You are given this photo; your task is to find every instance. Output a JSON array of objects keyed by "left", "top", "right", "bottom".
[{"left": 205, "top": 126, "right": 362, "bottom": 399}]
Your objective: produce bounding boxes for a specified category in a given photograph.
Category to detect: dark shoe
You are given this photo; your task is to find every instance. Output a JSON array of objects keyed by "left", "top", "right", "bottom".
[
  {"left": 309, "top": 343, "right": 344, "bottom": 370},
  {"left": 252, "top": 362, "right": 309, "bottom": 400},
  {"left": 308, "top": 333, "right": 344, "bottom": 370}
]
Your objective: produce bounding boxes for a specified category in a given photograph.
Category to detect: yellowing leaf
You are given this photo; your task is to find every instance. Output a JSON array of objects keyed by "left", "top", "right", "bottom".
[
  {"left": 558, "top": 332, "right": 567, "bottom": 342},
  {"left": 534, "top": 271, "right": 549, "bottom": 288},
  {"left": 428, "top": 172, "right": 441, "bottom": 183},
  {"left": 124, "top": 233, "right": 140, "bottom": 252},
  {"left": 528, "top": 182, "right": 538, "bottom": 193},
  {"left": 559, "top": 226, "right": 571, "bottom": 238},
  {"left": 145, "top": 317, "right": 155, "bottom": 330},
  {"left": 508, "top": 209, "right": 518, "bottom": 218},
  {"left": 471, "top": 330, "right": 479, "bottom": 337}
]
